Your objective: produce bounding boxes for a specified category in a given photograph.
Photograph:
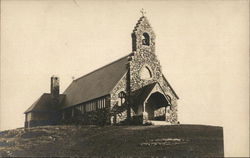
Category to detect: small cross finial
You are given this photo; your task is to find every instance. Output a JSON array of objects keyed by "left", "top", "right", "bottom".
[{"left": 140, "top": 8, "right": 146, "bottom": 16}]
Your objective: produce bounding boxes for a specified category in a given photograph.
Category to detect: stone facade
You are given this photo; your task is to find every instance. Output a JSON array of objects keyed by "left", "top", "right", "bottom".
[
  {"left": 109, "top": 16, "right": 179, "bottom": 124},
  {"left": 110, "top": 73, "right": 128, "bottom": 123},
  {"left": 160, "top": 79, "right": 178, "bottom": 124},
  {"left": 110, "top": 73, "right": 128, "bottom": 108},
  {"left": 130, "top": 16, "right": 178, "bottom": 124}
]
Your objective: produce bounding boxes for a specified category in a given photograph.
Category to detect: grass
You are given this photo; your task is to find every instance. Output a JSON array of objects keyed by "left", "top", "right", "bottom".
[{"left": 0, "top": 124, "right": 224, "bottom": 157}]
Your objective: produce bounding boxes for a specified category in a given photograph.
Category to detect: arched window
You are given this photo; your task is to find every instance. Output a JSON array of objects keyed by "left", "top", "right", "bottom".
[
  {"left": 140, "top": 66, "right": 152, "bottom": 79},
  {"left": 142, "top": 33, "right": 150, "bottom": 46},
  {"left": 118, "top": 91, "right": 126, "bottom": 106}
]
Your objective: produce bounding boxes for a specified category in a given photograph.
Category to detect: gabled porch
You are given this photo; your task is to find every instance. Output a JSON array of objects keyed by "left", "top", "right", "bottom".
[{"left": 131, "top": 82, "right": 172, "bottom": 124}]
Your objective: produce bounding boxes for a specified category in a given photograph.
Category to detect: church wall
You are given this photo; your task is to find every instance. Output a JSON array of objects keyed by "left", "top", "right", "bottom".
[
  {"left": 60, "top": 95, "right": 111, "bottom": 125},
  {"left": 159, "top": 76, "right": 178, "bottom": 124},
  {"left": 129, "top": 50, "right": 161, "bottom": 92},
  {"left": 25, "top": 112, "right": 57, "bottom": 128},
  {"left": 30, "top": 112, "right": 52, "bottom": 121},
  {"left": 129, "top": 54, "right": 178, "bottom": 124},
  {"left": 129, "top": 18, "right": 179, "bottom": 124},
  {"left": 107, "top": 48, "right": 178, "bottom": 125},
  {"left": 110, "top": 73, "right": 131, "bottom": 124},
  {"left": 110, "top": 73, "right": 128, "bottom": 108},
  {"left": 25, "top": 112, "right": 53, "bottom": 122}
]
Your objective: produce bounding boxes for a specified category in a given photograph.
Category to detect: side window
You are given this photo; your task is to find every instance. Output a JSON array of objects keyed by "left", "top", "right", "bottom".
[{"left": 118, "top": 91, "right": 126, "bottom": 106}]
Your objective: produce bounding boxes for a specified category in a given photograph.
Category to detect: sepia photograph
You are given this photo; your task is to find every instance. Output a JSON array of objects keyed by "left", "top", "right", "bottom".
[{"left": 0, "top": 0, "right": 249, "bottom": 157}]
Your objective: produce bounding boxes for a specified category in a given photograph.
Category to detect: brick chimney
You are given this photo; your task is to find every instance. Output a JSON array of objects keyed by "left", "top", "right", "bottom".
[{"left": 51, "top": 75, "right": 60, "bottom": 107}]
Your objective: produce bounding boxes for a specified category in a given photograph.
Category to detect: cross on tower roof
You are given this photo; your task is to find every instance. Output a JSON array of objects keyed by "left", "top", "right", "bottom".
[{"left": 140, "top": 8, "right": 146, "bottom": 16}]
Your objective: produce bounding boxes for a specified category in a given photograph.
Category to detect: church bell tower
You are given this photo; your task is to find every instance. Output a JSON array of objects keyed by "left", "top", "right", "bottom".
[{"left": 131, "top": 9, "right": 156, "bottom": 53}]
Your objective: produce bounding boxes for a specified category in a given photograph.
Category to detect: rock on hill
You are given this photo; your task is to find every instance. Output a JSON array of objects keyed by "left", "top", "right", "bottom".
[{"left": 0, "top": 125, "right": 223, "bottom": 157}]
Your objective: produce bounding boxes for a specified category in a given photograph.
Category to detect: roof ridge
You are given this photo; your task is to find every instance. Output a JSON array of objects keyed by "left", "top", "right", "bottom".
[{"left": 74, "top": 54, "right": 130, "bottom": 82}]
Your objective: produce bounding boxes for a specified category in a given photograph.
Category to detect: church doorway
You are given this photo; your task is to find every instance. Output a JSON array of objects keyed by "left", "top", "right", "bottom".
[{"left": 145, "top": 92, "right": 171, "bottom": 120}]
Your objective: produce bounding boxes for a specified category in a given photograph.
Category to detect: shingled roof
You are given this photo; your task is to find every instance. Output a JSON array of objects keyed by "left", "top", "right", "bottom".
[
  {"left": 24, "top": 93, "right": 65, "bottom": 113},
  {"left": 61, "top": 54, "right": 130, "bottom": 108},
  {"left": 131, "top": 82, "right": 157, "bottom": 105}
]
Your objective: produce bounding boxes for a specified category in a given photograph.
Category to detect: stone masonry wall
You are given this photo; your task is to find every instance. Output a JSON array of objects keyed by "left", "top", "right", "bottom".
[
  {"left": 130, "top": 16, "right": 178, "bottom": 124},
  {"left": 110, "top": 73, "right": 133, "bottom": 124},
  {"left": 109, "top": 16, "right": 179, "bottom": 124}
]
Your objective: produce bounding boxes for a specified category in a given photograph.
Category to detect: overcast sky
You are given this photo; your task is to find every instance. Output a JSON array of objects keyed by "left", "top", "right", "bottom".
[{"left": 1, "top": 0, "right": 249, "bottom": 156}]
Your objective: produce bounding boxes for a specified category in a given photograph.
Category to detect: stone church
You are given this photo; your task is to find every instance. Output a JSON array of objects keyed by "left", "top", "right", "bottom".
[{"left": 24, "top": 14, "right": 179, "bottom": 128}]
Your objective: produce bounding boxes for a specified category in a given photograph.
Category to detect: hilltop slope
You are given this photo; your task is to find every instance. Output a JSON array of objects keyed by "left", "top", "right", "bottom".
[{"left": 0, "top": 125, "right": 223, "bottom": 157}]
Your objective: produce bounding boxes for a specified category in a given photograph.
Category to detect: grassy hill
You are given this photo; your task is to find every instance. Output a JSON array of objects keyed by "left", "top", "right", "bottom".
[{"left": 0, "top": 124, "right": 223, "bottom": 157}]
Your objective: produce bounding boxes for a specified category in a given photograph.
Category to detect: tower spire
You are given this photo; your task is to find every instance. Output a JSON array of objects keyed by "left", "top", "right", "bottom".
[{"left": 140, "top": 8, "right": 146, "bottom": 17}]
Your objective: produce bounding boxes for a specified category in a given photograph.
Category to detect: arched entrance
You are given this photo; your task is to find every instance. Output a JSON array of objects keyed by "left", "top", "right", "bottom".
[{"left": 145, "top": 92, "right": 171, "bottom": 120}]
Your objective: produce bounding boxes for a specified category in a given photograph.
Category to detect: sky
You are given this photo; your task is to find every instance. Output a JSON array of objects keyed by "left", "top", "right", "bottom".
[{"left": 1, "top": 0, "right": 249, "bottom": 156}]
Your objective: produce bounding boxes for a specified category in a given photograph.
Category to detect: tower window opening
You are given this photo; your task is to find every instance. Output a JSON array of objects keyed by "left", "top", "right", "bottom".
[{"left": 142, "top": 33, "right": 150, "bottom": 46}]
